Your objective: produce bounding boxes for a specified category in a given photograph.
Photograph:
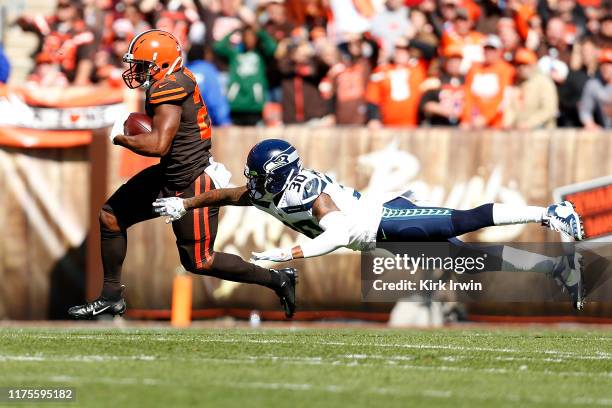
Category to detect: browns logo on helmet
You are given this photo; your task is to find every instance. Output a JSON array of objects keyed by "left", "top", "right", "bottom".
[{"left": 122, "top": 29, "right": 183, "bottom": 89}]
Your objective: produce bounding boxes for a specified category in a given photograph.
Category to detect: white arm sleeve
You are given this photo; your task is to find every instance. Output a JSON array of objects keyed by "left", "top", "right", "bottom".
[{"left": 300, "top": 211, "right": 351, "bottom": 258}]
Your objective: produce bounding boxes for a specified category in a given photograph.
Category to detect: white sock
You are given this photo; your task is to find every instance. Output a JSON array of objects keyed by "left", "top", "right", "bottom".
[{"left": 492, "top": 204, "right": 545, "bottom": 226}]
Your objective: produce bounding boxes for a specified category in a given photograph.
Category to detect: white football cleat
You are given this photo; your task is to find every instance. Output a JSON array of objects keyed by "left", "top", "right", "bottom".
[{"left": 542, "top": 201, "right": 585, "bottom": 241}]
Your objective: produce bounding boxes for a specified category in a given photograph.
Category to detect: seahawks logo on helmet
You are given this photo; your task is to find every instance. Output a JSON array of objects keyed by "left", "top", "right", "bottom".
[{"left": 263, "top": 150, "right": 298, "bottom": 173}]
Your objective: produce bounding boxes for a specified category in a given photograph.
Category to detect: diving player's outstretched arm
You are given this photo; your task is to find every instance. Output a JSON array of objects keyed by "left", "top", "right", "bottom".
[
  {"left": 153, "top": 185, "right": 252, "bottom": 223},
  {"left": 113, "top": 104, "right": 181, "bottom": 157},
  {"left": 184, "top": 186, "right": 252, "bottom": 208},
  {"left": 252, "top": 193, "right": 352, "bottom": 262}
]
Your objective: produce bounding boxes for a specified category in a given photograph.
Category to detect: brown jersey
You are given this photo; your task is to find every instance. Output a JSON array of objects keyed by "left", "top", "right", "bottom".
[{"left": 145, "top": 67, "right": 212, "bottom": 189}]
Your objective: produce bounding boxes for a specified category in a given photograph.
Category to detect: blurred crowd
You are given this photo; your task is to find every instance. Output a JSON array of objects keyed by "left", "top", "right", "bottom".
[{"left": 7, "top": 0, "right": 612, "bottom": 129}]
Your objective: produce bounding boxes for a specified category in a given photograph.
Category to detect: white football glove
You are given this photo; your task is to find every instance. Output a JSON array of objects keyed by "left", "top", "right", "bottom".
[
  {"left": 109, "top": 112, "right": 131, "bottom": 143},
  {"left": 152, "top": 197, "right": 187, "bottom": 223},
  {"left": 251, "top": 248, "right": 293, "bottom": 262}
]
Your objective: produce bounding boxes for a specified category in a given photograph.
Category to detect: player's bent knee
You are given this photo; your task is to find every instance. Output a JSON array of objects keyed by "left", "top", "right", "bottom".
[
  {"left": 181, "top": 253, "right": 215, "bottom": 276},
  {"left": 99, "top": 209, "right": 121, "bottom": 232}
]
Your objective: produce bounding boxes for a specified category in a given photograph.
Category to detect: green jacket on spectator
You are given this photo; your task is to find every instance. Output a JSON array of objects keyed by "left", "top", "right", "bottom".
[{"left": 214, "top": 29, "right": 277, "bottom": 114}]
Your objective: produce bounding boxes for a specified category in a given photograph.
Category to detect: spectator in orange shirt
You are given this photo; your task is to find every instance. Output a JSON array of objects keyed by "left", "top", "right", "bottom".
[
  {"left": 365, "top": 37, "right": 428, "bottom": 127},
  {"left": 440, "top": 7, "right": 486, "bottom": 74},
  {"left": 461, "top": 34, "right": 515, "bottom": 129}
]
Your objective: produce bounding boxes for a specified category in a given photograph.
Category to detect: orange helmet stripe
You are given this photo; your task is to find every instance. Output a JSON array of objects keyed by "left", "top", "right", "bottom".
[{"left": 127, "top": 29, "right": 165, "bottom": 56}]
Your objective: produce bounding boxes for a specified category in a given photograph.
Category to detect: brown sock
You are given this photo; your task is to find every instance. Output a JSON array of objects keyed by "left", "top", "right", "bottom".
[
  {"left": 198, "top": 252, "right": 282, "bottom": 289},
  {"left": 100, "top": 226, "right": 127, "bottom": 300}
]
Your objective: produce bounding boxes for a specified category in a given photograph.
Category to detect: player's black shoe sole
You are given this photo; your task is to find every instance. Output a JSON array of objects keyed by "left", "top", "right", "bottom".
[
  {"left": 275, "top": 268, "right": 298, "bottom": 319},
  {"left": 68, "top": 297, "right": 127, "bottom": 319}
]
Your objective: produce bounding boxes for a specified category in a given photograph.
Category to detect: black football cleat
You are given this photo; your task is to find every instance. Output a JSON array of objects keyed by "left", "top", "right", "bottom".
[
  {"left": 274, "top": 268, "right": 298, "bottom": 319},
  {"left": 68, "top": 297, "right": 127, "bottom": 319}
]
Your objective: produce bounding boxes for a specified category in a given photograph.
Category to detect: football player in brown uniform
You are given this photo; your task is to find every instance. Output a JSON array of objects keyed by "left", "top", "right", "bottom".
[{"left": 69, "top": 29, "right": 296, "bottom": 319}]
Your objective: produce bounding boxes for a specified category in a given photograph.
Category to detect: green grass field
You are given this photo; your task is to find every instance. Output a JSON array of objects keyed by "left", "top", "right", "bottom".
[{"left": 0, "top": 326, "right": 611, "bottom": 407}]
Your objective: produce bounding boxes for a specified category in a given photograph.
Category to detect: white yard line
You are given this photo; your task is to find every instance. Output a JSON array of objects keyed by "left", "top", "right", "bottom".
[
  {"left": 155, "top": 337, "right": 612, "bottom": 361},
  {"left": 7, "top": 352, "right": 593, "bottom": 380},
  {"left": 23, "top": 332, "right": 612, "bottom": 358},
  {"left": 0, "top": 355, "right": 156, "bottom": 362},
  {"left": 8, "top": 374, "right": 162, "bottom": 386},
  {"left": 4, "top": 353, "right": 612, "bottom": 405},
  {"left": 5, "top": 373, "right": 611, "bottom": 406},
  {"left": 222, "top": 381, "right": 612, "bottom": 406}
]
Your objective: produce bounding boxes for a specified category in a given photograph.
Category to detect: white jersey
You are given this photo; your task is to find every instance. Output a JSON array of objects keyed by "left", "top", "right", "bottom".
[{"left": 251, "top": 169, "right": 384, "bottom": 251}]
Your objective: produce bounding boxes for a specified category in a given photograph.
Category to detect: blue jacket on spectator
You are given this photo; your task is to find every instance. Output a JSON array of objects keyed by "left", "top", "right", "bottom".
[
  {"left": 0, "top": 45, "right": 10, "bottom": 83},
  {"left": 187, "top": 60, "right": 231, "bottom": 126}
]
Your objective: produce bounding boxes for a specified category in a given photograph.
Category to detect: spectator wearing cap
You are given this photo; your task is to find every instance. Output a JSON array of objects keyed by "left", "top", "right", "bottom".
[
  {"left": 370, "top": 0, "right": 412, "bottom": 60},
  {"left": 579, "top": 48, "right": 612, "bottom": 129},
  {"left": 419, "top": 46, "right": 465, "bottom": 126},
  {"left": 439, "top": 6, "right": 486, "bottom": 74},
  {"left": 319, "top": 33, "right": 378, "bottom": 125},
  {"left": 213, "top": 25, "right": 278, "bottom": 125},
  {"left": 503, "top": 48, "right": 558, "bottom": 129},
  {"left": 17, "top": 0, "right": 96, "bottom": 85},
  {"left": 365, "top": 37, "right": 427, "bottom": 127},
  {"left": 461, "top": 34, "right": 515, "bottom": 129}
]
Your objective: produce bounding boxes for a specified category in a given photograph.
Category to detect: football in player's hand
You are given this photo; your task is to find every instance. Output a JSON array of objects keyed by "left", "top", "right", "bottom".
[{"left": 124, "top": 112, "right": 152, "bottom": 135}]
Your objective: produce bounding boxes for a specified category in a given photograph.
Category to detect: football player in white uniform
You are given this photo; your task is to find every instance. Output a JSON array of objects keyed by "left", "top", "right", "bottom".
[{"left": 153, "top": 139, "right": 587, "bottom": 309}]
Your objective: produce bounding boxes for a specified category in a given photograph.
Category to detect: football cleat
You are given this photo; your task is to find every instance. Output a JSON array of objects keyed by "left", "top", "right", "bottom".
[
  {"left": 551, "top": 252, "right": 585, "bottom": 311},
  {"left": 68, "top": 297, "right": 127, "bottom": 319},
  {"left": 542, "top": 201, "right": 585, "bottom": 241},
  {"left": 274, "top": 268, "right": 298, "bottom": 319}
]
